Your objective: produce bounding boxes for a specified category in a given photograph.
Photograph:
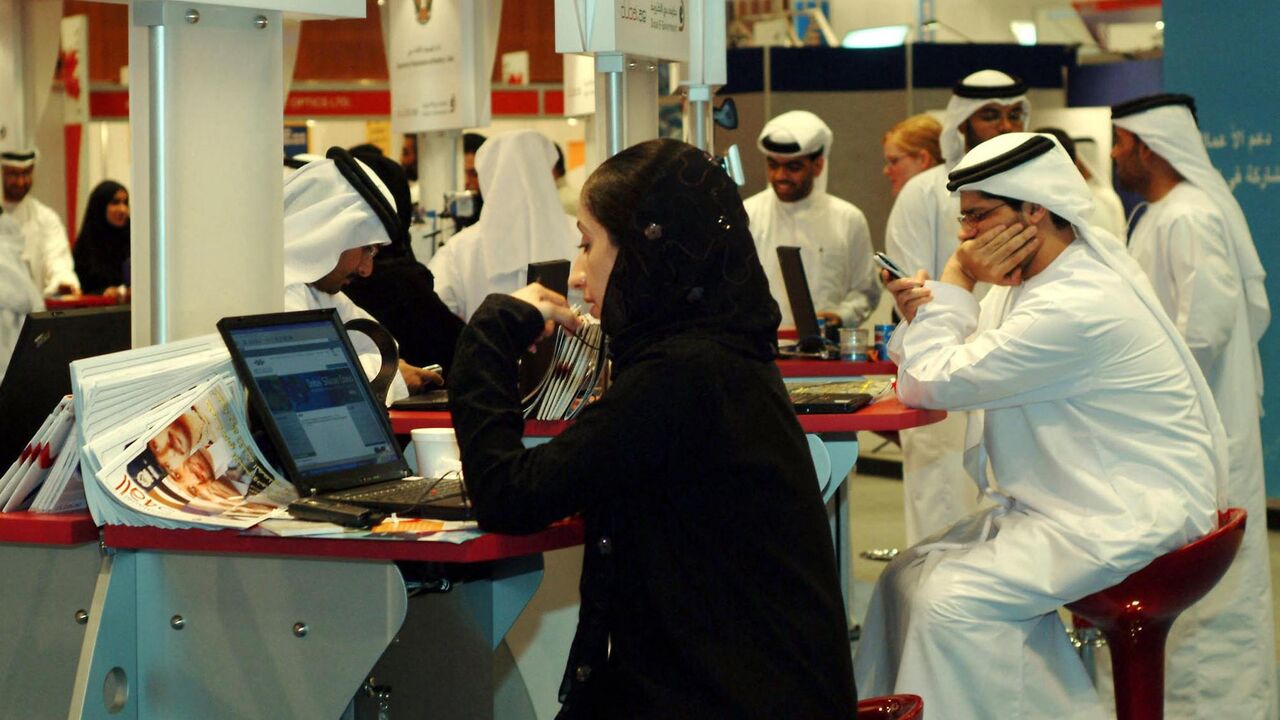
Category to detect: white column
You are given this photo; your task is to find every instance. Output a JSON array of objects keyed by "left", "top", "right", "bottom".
[{"left": 125, "top": 0, "right": 362, "bottom": 346}]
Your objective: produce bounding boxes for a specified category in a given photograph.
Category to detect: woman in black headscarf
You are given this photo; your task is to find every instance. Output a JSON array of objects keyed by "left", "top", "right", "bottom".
[
  {"left": 341, "top": 151, "right": 464, "bottom": 374},
  {"left": 73, "top": 180, "right": 131, "bottom": 296},
  {"left": 450, "top": 139, "right": 854, "bottom": 718}
]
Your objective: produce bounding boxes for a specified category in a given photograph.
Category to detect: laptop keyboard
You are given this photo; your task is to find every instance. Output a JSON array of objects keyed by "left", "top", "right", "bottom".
[{"left": 332, "top": 476, "right": 465, "bottom": 506}]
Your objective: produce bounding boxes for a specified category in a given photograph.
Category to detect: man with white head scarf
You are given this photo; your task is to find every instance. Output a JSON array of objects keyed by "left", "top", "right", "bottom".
[
  {"left": 0, "top": 212, "right": 44, "bottom": 377},
  {"left": 884, "top": 70, "right": 1031, "bottom": 545},
  {"left": 428, "top": 130, "right": 578, "bottom": 321},
  {"left": 1, "top": 148, "right": 80, "bottom": 296},
  {"left": 854, "top": 132, "right": 1226, "bottom": 720},
  {"left": 1111, "top": 92, "right": 1276, "bottom": 720},
  {"left": 283, "top": 147, "right": 440, "bottom": 405},
  {"left": 744, "top": 110, "right": 880, "bottom": 331}
]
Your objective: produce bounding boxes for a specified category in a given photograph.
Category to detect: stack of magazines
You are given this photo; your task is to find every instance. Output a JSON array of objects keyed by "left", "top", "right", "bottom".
[
  {"left": 70, "top": 335, "right": 297, "bottom": 529},
  {"left": 0, "top": 396, "right": 85, "bottom": 513},
  {"left": 523, "top": 317, "right": 607, "bottom": 421}
]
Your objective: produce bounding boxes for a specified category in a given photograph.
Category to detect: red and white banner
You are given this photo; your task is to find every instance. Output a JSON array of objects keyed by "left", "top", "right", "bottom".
[{"left": 61, "top": 14, "right": 90, "bottom": 243}]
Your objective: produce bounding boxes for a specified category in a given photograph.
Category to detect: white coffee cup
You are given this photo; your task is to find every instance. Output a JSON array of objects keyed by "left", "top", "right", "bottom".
[{"left": 410, "top": 427, "right": 460, "bottom": 477}]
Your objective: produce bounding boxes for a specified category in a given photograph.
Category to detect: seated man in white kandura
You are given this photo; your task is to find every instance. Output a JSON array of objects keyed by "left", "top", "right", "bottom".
[{"left": 853, "top": 132, "right": 1227, "bottom": 720}]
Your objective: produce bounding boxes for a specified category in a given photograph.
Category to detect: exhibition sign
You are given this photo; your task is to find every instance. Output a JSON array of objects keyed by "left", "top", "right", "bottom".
[{"left": 387, "top": 0, "right": 496, "bottom": 134}]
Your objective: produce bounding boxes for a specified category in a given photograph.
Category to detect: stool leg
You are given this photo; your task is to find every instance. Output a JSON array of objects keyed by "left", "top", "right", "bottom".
[{"left": 1104, "top": 616, "right": 1174, "bottom": 720}]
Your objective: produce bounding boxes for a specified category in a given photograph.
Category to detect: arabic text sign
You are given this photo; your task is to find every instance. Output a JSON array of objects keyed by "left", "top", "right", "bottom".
[{"left": 555, "top": 0, "right": 690, "bottom": 62}]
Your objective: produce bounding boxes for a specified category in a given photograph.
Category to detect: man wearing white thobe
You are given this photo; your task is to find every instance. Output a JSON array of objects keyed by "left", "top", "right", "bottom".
[
  {"left": 855, "top": 132, "right": 1226, "bottom": 720},
  {"left": 1112, "top": 92, "right": 1276, "bottom": 720},
  {"left": 283, "top": 148, "right": 440, "bottom": 405},
  {"left": 744, "top": 110, "right": 879, "bottom": 331},
  {"left": 429, "top": 131, "right": 579, "bottom": 322},
  {"left": 885, "top": 70, "right": 1031, "bottom": 544},
  {"left": 1, "top": 149, "right": 80, "bottom": 296},
  {"left": 0, "top": 212, "right": 44, "bottom": 377}
]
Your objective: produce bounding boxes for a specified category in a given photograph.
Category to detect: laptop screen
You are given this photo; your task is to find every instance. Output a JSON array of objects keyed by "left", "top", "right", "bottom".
[
  {"left": 218, "top": 310, "right": 407, "bottom": 492},
  {"left": 776, "top": 246, "right": 822, "bottom": 341}
]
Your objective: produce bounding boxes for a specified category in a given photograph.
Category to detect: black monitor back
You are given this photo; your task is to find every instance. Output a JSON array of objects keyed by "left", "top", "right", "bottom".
[{"left": 0, "top": 306, "right": 131, "bottom": 463}]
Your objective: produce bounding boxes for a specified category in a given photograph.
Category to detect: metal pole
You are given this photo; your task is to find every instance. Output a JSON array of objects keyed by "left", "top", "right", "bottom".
[
  {"left": 597, "top": 53, "right": 625, "bottom": 158},
  {"left": 149, "top": 21, "right": 168, "bottom": 344},
  {"left": 690, "top": 97, "right": 708, "bottom": 151}
]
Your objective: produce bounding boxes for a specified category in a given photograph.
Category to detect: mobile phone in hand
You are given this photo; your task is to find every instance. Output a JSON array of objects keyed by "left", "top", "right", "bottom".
[{"left": 874, "top": 252, "right": 909, "bottom": 280}]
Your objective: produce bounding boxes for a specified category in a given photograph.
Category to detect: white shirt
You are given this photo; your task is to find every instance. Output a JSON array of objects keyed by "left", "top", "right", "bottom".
[
  {"left": 1087, "top": 175, "right": 1128, "bottom": 240},
  {"left": 744, "top": 188, "right": 880, "bottom": 328},
  {"left": 893, "top": 239, "right": 1217, "bottom": 561},
  {"left": 283, "top": 283, "right": 408, "bottom": 405},
  {"left": 0, "top": 214, "right": 44, "bottom": 377},
  {"left": 428, "top": 214, "right": 579, "bottom": 322},
  {"left": 1125, "top": 179, "right": 1276, "bottom": 720},
  {"left": 2, "top": 196, "right": 80, "bottom": 295}
]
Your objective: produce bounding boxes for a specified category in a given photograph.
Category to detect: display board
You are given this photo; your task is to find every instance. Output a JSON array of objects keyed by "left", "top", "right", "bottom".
[
  {"left": 1165, "top": 0, "right": 1280, "bottom": 498},
  {"left": 387, "top": 0, "right": 497, "bottom": 134}
]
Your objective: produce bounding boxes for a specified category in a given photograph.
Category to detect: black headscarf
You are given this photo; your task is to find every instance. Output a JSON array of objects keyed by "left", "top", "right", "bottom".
[
  {"left": 591, "top": 139, "right": 780, "bottom": 370},
  {"left": 343, "top": 151, "right": 465, "bottom": 372},
  {"left": 73, "top": 180, "right": 130, "bottom": 294}
]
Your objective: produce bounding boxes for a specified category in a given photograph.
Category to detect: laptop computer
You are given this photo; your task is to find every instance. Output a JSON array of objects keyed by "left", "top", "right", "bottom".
[
  {"left": 787, "top": 381, "right": 875, "bottom": 414},
  {"left": 0, "top": 306, "right": 131, "bottom": 464},
  {"left": 217, "top": 309, "right": 472, "bottom": 520},
  {"left": 775, "top": 246, "right": 830, "bottom": 356}
]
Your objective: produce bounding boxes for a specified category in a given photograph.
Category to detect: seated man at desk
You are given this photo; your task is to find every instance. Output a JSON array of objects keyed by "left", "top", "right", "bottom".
[
  {"left": 854, "top": 133, "right": 1225, "bottom": 719},
  {"left": 450, "top": 139, "right": 855, "bottom": 717},
  {"left": 283, "top": 147, "right": 440, "bottom": 404}
]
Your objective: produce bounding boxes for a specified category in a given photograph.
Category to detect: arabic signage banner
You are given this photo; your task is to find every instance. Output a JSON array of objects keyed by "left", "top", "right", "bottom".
[
  {"left": 387, "top": 0, "right": 492, "bottom": 134},
  {"left": 1165, "top": 0, "right": 1280, "bottom": 496},
  {"left": 563, "top": 54, "right": 596, "bottom": 117},
  {"left": 555, "top": 0, "right": 690, "bottom": 63}
]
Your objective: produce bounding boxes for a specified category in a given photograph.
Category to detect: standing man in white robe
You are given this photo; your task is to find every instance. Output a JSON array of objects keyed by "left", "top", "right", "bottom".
[
  {"left": 429, "top": 130, "right": 579, "bottom": 322},
  {"left": 855, "top": 132, "right": 1227, "bottom": 720},
  {"left": 1112, "top": 92, "right": 1276, "bottom": 720},
  {"left": 743, "top": 110, "right": 880, "bottom": 331},
  {"left": 1, "top": 149, "right": 80, "bottom": 296},
  {"left": 885, "top": 70, "right": 1031, "bottom": 544},
  {"left": 283, "top": 148, "right": 440, "bottom": 405},
  {"left": 0, "top": 212, "right": 44, "bottom": 377}
]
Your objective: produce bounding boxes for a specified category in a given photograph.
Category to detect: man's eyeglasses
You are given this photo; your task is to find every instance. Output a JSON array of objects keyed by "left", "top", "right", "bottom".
[{"left": 957, "top": 202, "right": 1008, "bottom": 229}]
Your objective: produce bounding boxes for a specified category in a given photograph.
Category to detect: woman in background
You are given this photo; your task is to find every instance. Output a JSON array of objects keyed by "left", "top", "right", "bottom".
[
  {"left": 73, "top": 180, "right": 130, "bottom": 297},
  {"left": 883, "top": 114, "right": 943, "bottom": 197},
  {"left": 450, "top": 139, "right": 855, "bottom": 718}
]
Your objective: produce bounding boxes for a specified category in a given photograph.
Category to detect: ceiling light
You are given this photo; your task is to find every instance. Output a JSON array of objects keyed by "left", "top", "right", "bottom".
[{"left": 841, "top": 25, "right": 910, "bottom": 49}]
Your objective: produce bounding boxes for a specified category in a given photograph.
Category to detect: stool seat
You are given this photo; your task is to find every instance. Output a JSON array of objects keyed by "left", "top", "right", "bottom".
[
  {"left": 856, "top": 693, "right": 923, "bottom": 719},
  {"left": 1067, "top": 508, "right": 1246, "bottom": 720}
]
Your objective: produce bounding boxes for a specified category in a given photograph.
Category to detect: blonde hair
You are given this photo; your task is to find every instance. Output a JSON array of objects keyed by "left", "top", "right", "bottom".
[{"left": 883, "top": 114, "right": 943, "bottom": 165}]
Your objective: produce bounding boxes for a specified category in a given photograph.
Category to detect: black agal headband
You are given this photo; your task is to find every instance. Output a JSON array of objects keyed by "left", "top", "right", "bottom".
[
  {"left": 946, "top": 134, "right": 1055, "bottom": 192},
  {"left": 1111, "top": 93, "right": 1198, "bottom": 124},
  {"left": 325, "top": 146, "right": 399, "bottom": 246}
]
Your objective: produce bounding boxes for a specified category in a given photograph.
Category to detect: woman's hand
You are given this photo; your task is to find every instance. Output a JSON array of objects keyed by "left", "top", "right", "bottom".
[
  {"left": 510, "top": 283, "right": 580, "bottom": 343},
  {"left": 883, "top": 269, "right": 932, "bottom": 323}
]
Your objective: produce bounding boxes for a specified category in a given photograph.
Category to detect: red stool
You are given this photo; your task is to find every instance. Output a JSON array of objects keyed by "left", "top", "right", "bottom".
[
  {"left": 856, "top": 693, "right": 923, "bottom": 719},
  {"left": 1066, "top": 508, "right": 1246, "bottom": 720}
]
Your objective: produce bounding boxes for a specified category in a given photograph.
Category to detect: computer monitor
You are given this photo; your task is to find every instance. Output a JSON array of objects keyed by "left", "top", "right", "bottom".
[
  {"left": 0, "top": 306, "right": 130, "bottom": 463},
  {"left": 776, "top": 246, "right": 825, "bottom": 352},
  {"left": 217, "top": 310, "right": 410, "bottom": 495}
]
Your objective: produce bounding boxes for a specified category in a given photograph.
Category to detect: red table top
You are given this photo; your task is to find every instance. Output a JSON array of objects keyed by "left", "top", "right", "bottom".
[
  {"left": 776, "top": 358, "right": 897, "bottom": 377},
  {"left": 43, "top": 295, "right": 124, "bottom": 310},
  {"left": 0, "top": 511, "right": 99, "bottom": 545},
  {"left": 103, "top": 517, "right": 585, "bottom": 564},
  {"left": 390, "top": 396, "right": 942, "bottom": 436}
]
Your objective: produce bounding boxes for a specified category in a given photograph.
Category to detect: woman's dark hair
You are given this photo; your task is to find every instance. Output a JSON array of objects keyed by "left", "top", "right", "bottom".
[
  {"left": 579, "top": 139, "right": 781, "bottom": 367},
  {"left": 580, "top": 140, "right": 675, "bottom": 247}
]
